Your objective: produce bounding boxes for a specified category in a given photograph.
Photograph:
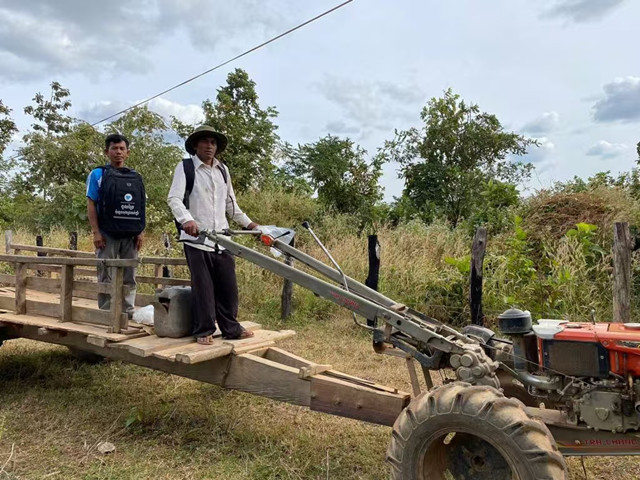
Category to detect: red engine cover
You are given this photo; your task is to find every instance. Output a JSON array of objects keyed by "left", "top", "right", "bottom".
[{"left": 539, "top": 322, "right": 640, "bottom": 377}]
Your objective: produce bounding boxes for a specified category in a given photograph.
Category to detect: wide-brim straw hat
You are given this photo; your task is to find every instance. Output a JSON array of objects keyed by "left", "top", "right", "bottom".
[{"left": 185, "top": 125, "right": 228, "bottom": 155}]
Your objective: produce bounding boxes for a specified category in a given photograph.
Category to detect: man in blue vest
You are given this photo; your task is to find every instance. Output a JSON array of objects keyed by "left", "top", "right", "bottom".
[
  {"left": 86, "top": 133, "right": 145, "bottom": 318},
  {"left": 168, "top": 125, "right": 258, "bottom": 344}
]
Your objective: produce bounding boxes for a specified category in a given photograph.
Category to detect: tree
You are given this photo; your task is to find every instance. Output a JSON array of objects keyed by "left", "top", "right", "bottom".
[
  {"left": 284, "top": 135, "right": 384, "bottom": 224},
  {"left": 0, "top": 100, "right": 17, "bottom": 157},
  {"left": 382, "top": 89, "right": 535, "bottom": 226},
  {"left": 17, "top": 82, "right": 102, "bottom": 200},
  {"left": 173, "top": 69, "right": 279, "bottom": 192}
]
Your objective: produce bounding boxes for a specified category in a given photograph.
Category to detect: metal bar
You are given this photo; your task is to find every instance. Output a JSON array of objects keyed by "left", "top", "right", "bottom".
[{"left": 206, "top": 233, "right": 465, "bottom": 354}]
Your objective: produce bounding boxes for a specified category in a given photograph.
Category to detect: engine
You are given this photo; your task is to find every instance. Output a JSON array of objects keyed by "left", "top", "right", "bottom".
[{"left": 488, "top": 309, "right": 640, "bottom": 433}]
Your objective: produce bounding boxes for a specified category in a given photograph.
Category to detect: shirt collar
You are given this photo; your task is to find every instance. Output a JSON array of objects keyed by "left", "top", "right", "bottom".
[{"left": 192, "top": 154, "right": 219, "bottom": 169}]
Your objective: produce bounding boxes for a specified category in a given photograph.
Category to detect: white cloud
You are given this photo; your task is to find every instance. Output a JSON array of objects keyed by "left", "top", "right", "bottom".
[
  {"left": 0, "top": 0, "right": 293, "bottom": 82},
  {"left": 78, "top": 98, "right": 204, "bottom": 126},
  {"left": 325, "top": 120, "right": 360, "bottom": 135},
  {"left": 586, "top": 140, "right": 628, "bottom": 158},
  {"left": 147, "top": 98, "right": 204, "bottom": 126},
  {"left": 541, "top": 0, "right": 626, "bottom": 22},
  {"left": 524, "top": 137, "right": 555, "bottom": 164},
  {"left": 592, "top": 76, "right": 640, "bottom": 122},
  {"left": 521, "top": 111, "right": 560, "bottom": 135},
  {"left": 317, "top": 76, "right": 423, "bottom": 136}
]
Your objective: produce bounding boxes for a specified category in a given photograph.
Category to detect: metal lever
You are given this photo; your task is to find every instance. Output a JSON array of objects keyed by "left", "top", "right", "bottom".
[{"left": 301, "top": 222, "right": 374, "bottom": 331}]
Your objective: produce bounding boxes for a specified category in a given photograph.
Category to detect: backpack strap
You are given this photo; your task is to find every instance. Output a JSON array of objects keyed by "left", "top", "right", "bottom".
[
  {"left": 181, "top": 158, "right": 228, "bottom": 210},
  {"left": 182, "top": 158, "right": 195, "bottom": 209},
  {"left": 216, "top": 164, "right": 228, "bottom": 185}
]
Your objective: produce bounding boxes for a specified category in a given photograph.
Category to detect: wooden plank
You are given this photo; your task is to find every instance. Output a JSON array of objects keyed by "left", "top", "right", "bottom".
[
  {"left": 613, "top": 222, "right": 632, "bottom": 323},
  {"left": 0, "top": 255, "right": 137, "bottom": 267},
  {"left": 0, "top": 273, "right": 15, "bottom": 285},
  {"left": 264, "top": 347, "right": 315, "bottom": 369},
  {"left": 174, "top": 344, "right": 234, "bottom": 363},
  {"left": 72, "top": 280, "right": 110, "bottom": 295},
  {"left": 60, "top": 265, "right": 74, "bottom": 322},
  {"left": 24, "top": 299, "right": 125, "bottom": 327},
  {"left": 298, "top": 363, "right": 332, "bottom": 379},
  {"left": 139, "top": 257, "right": 187, "bottom": 266},
  {"left": 15, "top": 263, "right": 26, "bottom": 314},
  {"left": 176, "top": 329, "right": 294, "bottom": 364},
  {"left": 150, "top": 321, "right": 262, "bottom": 362},
  {"left": 75, "top": 268, "right": 96, "bottom": 277},
  {"left": 224, "top": 353, "right": 311, "bottom": 407},
  {"left": 109, "top": 335, "right": 194, "bottom": 357},
  {"left": 110, "top": 266, "right": 125, "bottom": 333},
  {"left": 25, "top": 264, "right": 61, "bottom": 273},
  {"left": 25, "top": 276, "right": 61, "bottom": 292},
  {"left": 0, "top": 311, "right": 146, "bottom": 342},
  {"left": 136, "top": 275, "right": 190, "bottom": 286},
  {"left": 9, "top": 243, "right": 94, "bottom": 258},
  {"left": 310, "top": 375, "right": 410, "bottom": 426}
]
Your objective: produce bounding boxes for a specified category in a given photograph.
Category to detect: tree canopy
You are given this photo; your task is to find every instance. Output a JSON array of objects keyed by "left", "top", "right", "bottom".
[{"left": 382, "top": 89, "right": 535, "bottom": 226}]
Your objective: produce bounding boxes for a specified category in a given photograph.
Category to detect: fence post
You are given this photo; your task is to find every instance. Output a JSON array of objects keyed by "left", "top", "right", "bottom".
[
  {"left": 36, "top": 235, "right": 46, "bottom": 277},
  {"left": 69, "top": 232, "right": 78, "bottom": 251},
  {"left": 281, "top": 237, "right": 295, "bottom": 320},
  {"left": 613, "top": 222, "right": 632, "bottom": 323},
  {"left": 365, "top": 234, "right": 380, "bottom": 327},
  {"left": 469, "top": 227, "right": 487, "bottom": 326},
  {"left": 15, "top": 262, "right": 26, "bottom": 314},
  {"left": 5, "top": 230, "right": 12, "bottom": 254}
]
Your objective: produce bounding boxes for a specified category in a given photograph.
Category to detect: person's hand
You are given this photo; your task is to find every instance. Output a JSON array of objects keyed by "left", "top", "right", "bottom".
[
  {"left": 247, "top": 222, "right": 259, "bottom": 231},
  {"left": 135, "top": 233, "right": 144, "bottom": 251},
  {"left": 93, "top": 231, "right": 106, "bottom": 250},
  {"left": 182, "top": 220, "right": 198, "bottom": 236}
]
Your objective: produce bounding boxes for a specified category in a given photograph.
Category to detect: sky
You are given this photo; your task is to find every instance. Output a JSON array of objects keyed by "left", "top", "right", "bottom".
[{"left": 0, "top": 0, "right": 639, "bottom": 201}]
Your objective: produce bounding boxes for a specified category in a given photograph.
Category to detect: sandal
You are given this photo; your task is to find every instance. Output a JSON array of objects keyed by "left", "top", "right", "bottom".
[
  {"left": 196, "top": 335, "right": 216, "bottom": 345},
  {"left": 224, "top": 328, "right": 254, "bottom": 340}
]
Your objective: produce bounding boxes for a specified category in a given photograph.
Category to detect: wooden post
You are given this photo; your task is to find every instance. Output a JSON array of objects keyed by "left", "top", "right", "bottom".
[
  {"left": 5, "top": 230, "right": 12, "bottom": 253},
  {"left": 281, "top": 237, "right": 295, "bottom": 320},
  {"left": 613, "top": 222, "right": 632, "bottom": 323},
  {"left": 60, "top": 265, "right": 74, "bottom": 322},
  {"left": 36, "top": 235, "right": 46, "bottom": 277},
  {"left": 365, "top": 235, "right": 380, "bottom": 327},
  {"left": 15, "top": 262, "right": 27, "bottom": 314},
  {"left": 109, "top": 266, "right": 125, "bottom": 333},
  {"left": 69, "top": 232, "right": 78, "bottom": 251},
  {"left": 469, "top": 227, "right": 487, "bottom": 326}
]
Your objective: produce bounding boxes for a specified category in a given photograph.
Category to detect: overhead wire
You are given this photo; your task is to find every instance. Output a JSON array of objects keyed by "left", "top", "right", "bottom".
[
  {"left": 90, "top": 0, "right": 354, "bottom": 127},
  {"left": 4, "top": 0, "right": 355, "bottom": 163}
]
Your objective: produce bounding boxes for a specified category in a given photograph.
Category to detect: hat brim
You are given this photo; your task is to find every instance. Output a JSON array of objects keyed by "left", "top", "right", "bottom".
[{"left": 185, "top": 130, "right": 228, "bottom": 155}]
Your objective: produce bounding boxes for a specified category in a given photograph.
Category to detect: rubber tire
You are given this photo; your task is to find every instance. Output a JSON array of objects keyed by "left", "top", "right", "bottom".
[
  {"left": 387, "top": 382, "right": 567, "bottom": 480},
  {"left": 67, "top": 347, "right": 105, "bottom": 364}
]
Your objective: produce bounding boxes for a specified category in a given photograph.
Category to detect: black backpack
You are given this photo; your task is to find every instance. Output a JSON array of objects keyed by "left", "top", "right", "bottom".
[
  {"left": 174, "top": 158, "right": 228, "bottom": 233},
  {"left": 98, "top": 165, "right": 146, "bottom": 239}
]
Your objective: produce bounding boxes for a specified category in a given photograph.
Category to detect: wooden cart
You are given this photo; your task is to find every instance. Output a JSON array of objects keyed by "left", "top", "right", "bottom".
[{"left": 0, "top": 237, "right": 410, "bottom": 429}]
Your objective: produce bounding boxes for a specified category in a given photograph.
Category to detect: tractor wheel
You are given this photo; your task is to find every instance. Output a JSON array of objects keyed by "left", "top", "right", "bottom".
[
  {"left": 67, "top": 347, "right": 105, "bottom": 364},
  {"left": 387, "top": 382, "right": 567, "bottom": 480}
]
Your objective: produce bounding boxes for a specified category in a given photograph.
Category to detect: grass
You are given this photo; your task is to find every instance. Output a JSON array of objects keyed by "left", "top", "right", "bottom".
[
  {"left": 2, "top": 318, "right": 640, "bottom": 479},
  {"left": 2, "top": 225, "right": 640, "bottom": 478}
]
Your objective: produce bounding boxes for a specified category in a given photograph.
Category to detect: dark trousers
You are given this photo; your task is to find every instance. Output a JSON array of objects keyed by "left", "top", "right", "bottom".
[{"left": 184, "top": 246, "right": 243, "bottom": 339}]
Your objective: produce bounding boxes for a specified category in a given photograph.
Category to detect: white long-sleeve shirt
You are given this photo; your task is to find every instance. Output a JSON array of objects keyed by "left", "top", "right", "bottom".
[{"left": 167, "top": 155, "right": 252, "bottom": 252}]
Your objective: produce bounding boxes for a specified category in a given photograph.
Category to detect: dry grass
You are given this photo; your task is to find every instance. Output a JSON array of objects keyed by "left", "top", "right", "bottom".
[
  {"left": 2, "top": 227, "right": 640, "bottom": 478},
  {"left": 2, "top": 317, "right": 640, "bottom": 479}
]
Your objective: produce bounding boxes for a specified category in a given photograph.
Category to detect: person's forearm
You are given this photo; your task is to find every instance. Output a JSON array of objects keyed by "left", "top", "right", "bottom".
[{"left": 87, "top": 199, "right": 100, "bottom": 233}]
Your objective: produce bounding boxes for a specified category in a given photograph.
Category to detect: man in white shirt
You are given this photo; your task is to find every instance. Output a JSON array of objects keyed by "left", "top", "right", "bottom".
[{"left": 168, "top": 125, "right": 258, "bottom": 344}]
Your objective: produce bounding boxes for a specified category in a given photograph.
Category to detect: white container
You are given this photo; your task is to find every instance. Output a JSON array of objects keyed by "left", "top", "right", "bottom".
[{"left": 532, "top": 319, "right": 568, "bottom": 339}]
